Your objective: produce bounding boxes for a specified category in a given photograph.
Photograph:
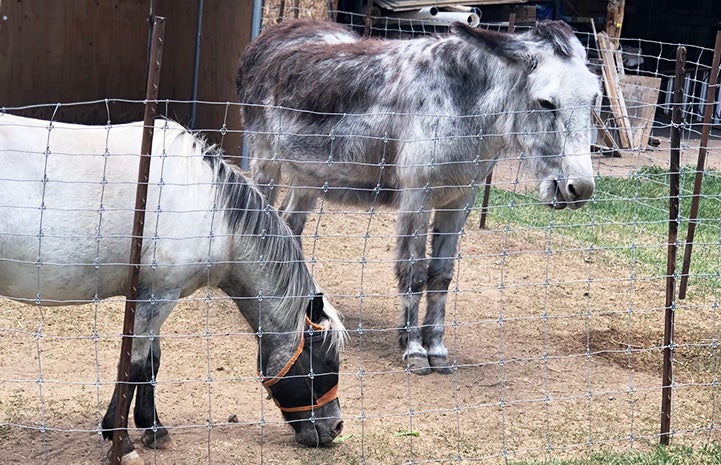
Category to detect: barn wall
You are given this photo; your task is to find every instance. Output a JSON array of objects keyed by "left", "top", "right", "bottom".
[{"left": 0, "top": 0, "right": 251, "bottom": 156}]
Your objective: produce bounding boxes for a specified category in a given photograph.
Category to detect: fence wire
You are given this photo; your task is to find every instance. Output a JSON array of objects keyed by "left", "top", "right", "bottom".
[{"left": 1, "top": 13, "right": 721, "bottom": 465}]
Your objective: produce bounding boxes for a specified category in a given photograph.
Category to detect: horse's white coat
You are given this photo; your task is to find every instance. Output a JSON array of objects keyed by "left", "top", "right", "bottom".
[
  {"left": 0, "top": 115, "right": 219, "bottom": 303},
  {"left": 0, "top": 113, "right": 345, "bottom": 451}
]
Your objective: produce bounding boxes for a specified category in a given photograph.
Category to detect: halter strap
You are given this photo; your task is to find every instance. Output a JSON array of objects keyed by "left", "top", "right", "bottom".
[
  {"left": 258, "top": 315, "right": 339, "bottom": 412},
  {"left": 259, "top": 333, "right": 304, "bottom": 388},
  {"left": 273, "top": 384, "right": 339, "bottom": 413}
]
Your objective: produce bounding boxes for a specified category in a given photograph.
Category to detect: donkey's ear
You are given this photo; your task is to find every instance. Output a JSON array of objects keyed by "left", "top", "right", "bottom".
[
  {"left": 533, "top": 20, "right": 584, "bottom": 59},
  {"left": 451, "top": 22, "right": 537, "bottom": 70}
]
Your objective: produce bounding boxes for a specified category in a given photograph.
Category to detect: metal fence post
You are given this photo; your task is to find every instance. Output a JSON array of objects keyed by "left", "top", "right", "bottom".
[
  {"left": 110, "top": 15, "right": 166, "bottom": 465},
  {"left": 678, "top": 31, "right": 721, "bottom": 299},
  {"left": 660, "top": 44, "right": 686, "bottom": 446}
]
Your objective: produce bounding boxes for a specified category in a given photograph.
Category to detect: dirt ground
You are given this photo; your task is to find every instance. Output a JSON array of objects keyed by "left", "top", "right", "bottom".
[{"left": 2, "top": 130, "right": 721, "bottom": 465}]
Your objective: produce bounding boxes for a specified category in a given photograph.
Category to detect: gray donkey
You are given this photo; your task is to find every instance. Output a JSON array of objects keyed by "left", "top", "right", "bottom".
[{"left": 237, "top": 19, "right": 599, "bottom": 374}]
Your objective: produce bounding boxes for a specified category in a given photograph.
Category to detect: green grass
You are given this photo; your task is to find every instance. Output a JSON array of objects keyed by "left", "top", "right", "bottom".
[
  {"left": 485, "top": 165, "right": 721, "bottom": 297},
  {"left": 482, "top": 166, "right": 721, "bottom": 463},
  {"left": 509, "top": 444, "right": 721, "bottom": 464}
]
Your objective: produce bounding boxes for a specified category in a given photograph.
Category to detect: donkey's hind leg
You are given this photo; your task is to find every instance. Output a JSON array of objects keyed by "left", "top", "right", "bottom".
[
  {"left": 250, "top": 155, "right": 283, "bottom": 205},
  {"left": 423, "top": 207, "right": 469, "bottom": 374},
  {"left": 279, "top": 187, "right": 318, "bottom": 245}
]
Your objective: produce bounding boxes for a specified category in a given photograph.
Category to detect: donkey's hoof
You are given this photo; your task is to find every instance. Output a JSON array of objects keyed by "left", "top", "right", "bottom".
[
  {"left": 405, "top": 354, "right": 432, "bottom": 375},
  {"left": 429, "top": 355, "right": 453, "bottom": 374},
  {"left": 142, "top": 430, "right": 175, "bottom": 450}
]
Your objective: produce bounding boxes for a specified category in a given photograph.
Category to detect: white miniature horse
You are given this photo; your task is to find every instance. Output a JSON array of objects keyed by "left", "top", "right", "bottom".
[
  {"left": 0, "top": 114, "right": 346, "bottom": 464},
  {"left": 237, "top": 19, "right": 599, "bottom": 374}
]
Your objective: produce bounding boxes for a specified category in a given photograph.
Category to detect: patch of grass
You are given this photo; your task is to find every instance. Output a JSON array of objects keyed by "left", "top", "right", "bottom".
[
  {"left": 484, "top": 166, "right": 721, "bottom": 297},
  {"left": 509, "top": 444, "right": 721, "bottom": 464}
]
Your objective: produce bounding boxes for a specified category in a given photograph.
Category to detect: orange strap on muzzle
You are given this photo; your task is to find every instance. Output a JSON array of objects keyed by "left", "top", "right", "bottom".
[{"left": 259, "top": 316, "right": 339, "bottom": 412}]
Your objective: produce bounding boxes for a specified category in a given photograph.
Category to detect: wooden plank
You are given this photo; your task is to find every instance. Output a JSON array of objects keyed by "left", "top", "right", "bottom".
[
  {"left": 190, "top": 0, "right": 251, "bottom": 157},
  {"left": 592, "top": 108, "right": 621, "bottom": 154},
  {"left": 620, "top": 74, "right": 662, "bottom": 150},
  {"left": 0, "top": 0, "right": 148, "bottom": 123},
  {"left": 597, "top": 31, "right": 634, "bottom": 149},
  {"left": 605, "top": 0, "right": 625, "bottom": 44},
  {"left": 605, "top": 0, "right": 626, "bottom": 76}
]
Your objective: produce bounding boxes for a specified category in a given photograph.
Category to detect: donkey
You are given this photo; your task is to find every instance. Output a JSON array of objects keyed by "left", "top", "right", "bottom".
[{"left": 236, "top": 19, "right": 599, "bottom": 374}]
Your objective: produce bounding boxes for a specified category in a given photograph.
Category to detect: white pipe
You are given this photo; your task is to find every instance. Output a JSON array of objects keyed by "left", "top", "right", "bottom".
[{"left": 387, "top": 7, "right": 480, "bottom": 26}]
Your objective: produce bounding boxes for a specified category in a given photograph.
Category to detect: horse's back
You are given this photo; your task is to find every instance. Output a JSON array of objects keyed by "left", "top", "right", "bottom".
[{"left": 0, "top": 115, "right": 220, "bottom": 304}]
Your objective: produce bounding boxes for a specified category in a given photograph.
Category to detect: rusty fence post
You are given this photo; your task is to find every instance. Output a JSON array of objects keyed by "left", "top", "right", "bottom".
[
  {"left": 110, "top": 15, "right": 166, "bottom": 465},
  {"left": 660, "top": 44, "right": 686, "bottom": 447},
  {"left": 678, "top": 30, "right": 721, "bottom": 299}
]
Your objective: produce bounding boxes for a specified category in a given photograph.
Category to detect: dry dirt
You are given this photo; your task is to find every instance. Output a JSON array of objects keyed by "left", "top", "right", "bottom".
[{"left": 2, "top": 133, "right": 721, "bottom": 464}]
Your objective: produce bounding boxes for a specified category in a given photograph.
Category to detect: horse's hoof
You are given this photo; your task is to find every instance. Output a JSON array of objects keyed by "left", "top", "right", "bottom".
[
  {"left": 121, "top": 450, "right": 145, "bottom": 465},
  {"left": 141, "top": 430, "right": 175, "bottom": 450},
  {"left": 405, "top": 354, "right": 432, "bottom": 375},
  {"left": 429, "top": 355, "right": 453, "bottom": 374},
  {"left": 105, "top": 449, "right": 144, "bottom": 465}
]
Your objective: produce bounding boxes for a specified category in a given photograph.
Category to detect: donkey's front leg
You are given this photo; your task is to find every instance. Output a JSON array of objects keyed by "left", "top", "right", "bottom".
[
  {"left": 394, "top": 196, "right": 432, "bottom": 374},
  {"left": 279, "top": 187, "right": 318, "bottom": 247},
  {"left": 250, "top": 154, "right": 283, "bottom": 205},
  {"left": 423, "top": 208, "right": 469, "bottom": 374}
]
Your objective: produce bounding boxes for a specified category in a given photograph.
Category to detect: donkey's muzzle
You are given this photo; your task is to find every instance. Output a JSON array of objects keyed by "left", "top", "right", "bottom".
[
  {"left": 563, "top": 177, "right": 594, "bottom": 209},
  {"left": 541, "top": 177, "right": 594, "bottom": 210}
]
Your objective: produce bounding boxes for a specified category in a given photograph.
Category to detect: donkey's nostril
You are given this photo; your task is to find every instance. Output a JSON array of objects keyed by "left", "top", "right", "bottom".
[
  {"left": 567, "top": 178, "right": 595, "bottom": 204},
  {"left": 566, "top": 181, "right": 578, "bottom": 200}
]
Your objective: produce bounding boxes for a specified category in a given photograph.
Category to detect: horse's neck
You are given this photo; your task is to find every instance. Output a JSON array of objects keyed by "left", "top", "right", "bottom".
[
  {"left": 222, "top": 280, "right": 304, "bottom": 377},
  {"left": 218, "top": 262, "right": 307, "bottom": 332}
]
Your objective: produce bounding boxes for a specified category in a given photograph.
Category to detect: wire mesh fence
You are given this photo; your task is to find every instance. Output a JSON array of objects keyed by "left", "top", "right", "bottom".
[{"left": 2, "top": 11, "right": 721, "bottom": 465}]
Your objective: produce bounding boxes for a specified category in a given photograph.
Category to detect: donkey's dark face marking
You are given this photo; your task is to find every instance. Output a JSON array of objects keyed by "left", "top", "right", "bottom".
[{"left": 238, "top": 19, "right": 598, "bottom": 373}]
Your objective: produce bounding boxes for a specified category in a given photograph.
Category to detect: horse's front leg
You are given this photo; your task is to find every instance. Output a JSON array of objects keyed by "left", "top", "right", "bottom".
[
  {"left": 102, "top": 289, "right": 179, "bottom": 462},
  {"left": 424, "top": 207, "right": 470, "bottom": 374},
  {"left": 101, "top": 381, "right": 141, "bottom": 464},
  {"left": 134, "top": 337, "right": 174, "bottom": 450},
  {"left": 131, "top": 291, "right": 179, "bottom": 450},
  {"left": 394, "top": 192, "right": 432, "bottom": 374}
]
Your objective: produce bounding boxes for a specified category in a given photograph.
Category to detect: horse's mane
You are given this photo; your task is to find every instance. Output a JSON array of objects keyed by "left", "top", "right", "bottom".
[{"left": 200, "top": 145, "right": 345, "bottom": 350}]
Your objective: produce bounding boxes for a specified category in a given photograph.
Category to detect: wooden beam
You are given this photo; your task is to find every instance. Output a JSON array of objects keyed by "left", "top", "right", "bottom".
[
  {"left": 606, "top": 0, "right": 625, "bottom": 46},
  {"left": 592, "top": 109, "right": 621, "bottom": 156},
  {"left": 597, "top": 31, "right": 635, "bottom": 149},
  {"left": 620, "top": 74, "right": 662, "bottom": 150}
]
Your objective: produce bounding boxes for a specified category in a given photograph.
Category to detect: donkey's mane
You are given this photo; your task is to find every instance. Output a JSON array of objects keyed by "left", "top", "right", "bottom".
[{"left": 201, "top": 149, "right": 345, "bottom": 350}]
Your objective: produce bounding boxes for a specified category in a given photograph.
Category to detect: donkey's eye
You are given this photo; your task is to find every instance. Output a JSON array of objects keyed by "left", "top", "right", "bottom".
[{"left": 539, "top": 99, "right": 557, "bottom": 111}]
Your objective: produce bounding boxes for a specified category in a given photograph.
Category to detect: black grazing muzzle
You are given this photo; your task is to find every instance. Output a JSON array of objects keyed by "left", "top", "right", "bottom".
[{"left": 260, "top": 315, "right": 339, "bottom": 414}]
